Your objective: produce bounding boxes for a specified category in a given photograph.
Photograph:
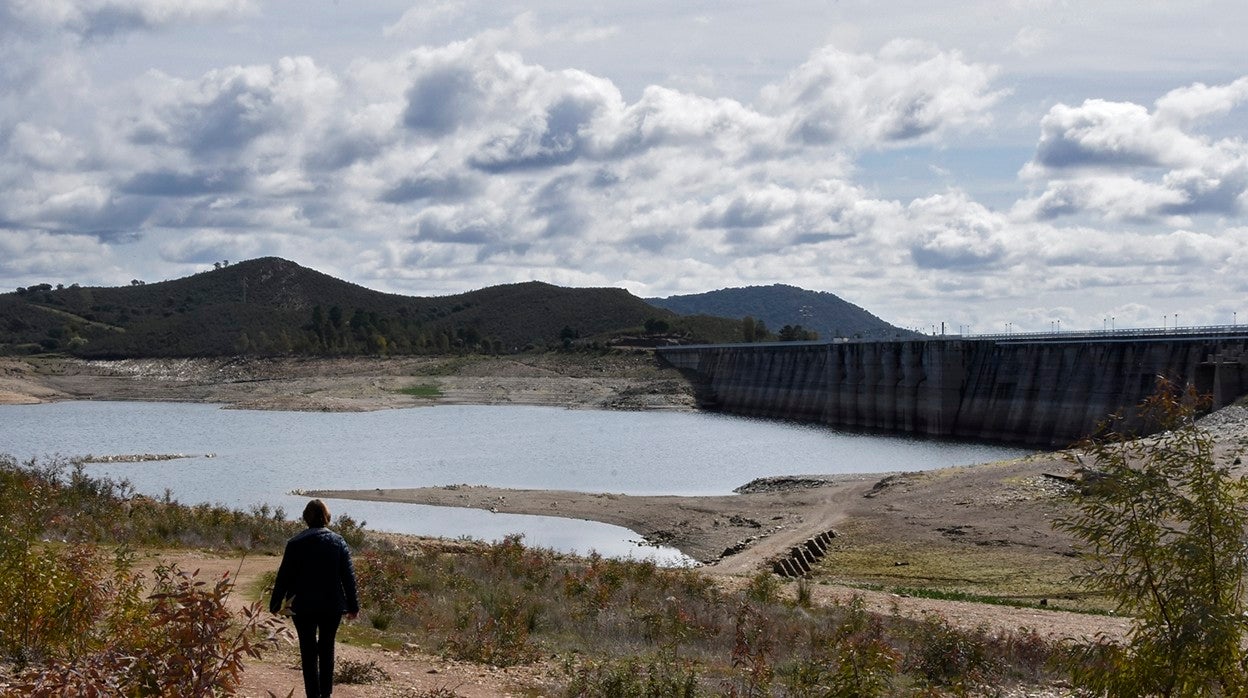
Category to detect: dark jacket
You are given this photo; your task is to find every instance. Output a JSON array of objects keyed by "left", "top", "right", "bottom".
[{"left": 269, "top": 526, "right": 360, "bottom": 616}]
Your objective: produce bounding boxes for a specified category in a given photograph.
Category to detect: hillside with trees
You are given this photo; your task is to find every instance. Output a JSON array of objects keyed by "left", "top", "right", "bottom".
[
  {"left": 0, "top": 258, "right": 737, "bottom": 358},
  {"left": 647, "top": 284, "right": 916, "bottom": 341}
]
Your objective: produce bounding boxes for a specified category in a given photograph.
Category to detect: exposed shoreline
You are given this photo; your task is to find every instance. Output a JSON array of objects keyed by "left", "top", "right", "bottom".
[{"left": 306, "top": 477, "right": 876, "bottom": 568}]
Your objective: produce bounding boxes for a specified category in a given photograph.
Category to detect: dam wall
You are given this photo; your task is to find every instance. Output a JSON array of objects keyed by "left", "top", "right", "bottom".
[{"left": 657, "top": 335, "right": 1248, "bottom": 447}]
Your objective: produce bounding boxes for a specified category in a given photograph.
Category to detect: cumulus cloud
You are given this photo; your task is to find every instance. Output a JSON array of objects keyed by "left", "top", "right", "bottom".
[
  {"left": 905, "top": 192, "right": 1012, "bottom": 269},
  {"left": 1154, "top": 77, "right": 1248, "bottom": 125},
  {"left": 1029, "top": 100, "right": 1201, "bottom": 170},
  {"left": 761, "top": 40, "right": 1002, "bottom": 147},
  {"left": 2, "top": 30, "right": 1005, "bottom": 267},
  {"left": 132, "top": 56, "right": 340, "bottom": 162},
  {"left": 1019, "top": 77, "right": 1248, "bottom": 222},
  {"left": 157, "top": 228, "right": 264, "bottom": 264}
]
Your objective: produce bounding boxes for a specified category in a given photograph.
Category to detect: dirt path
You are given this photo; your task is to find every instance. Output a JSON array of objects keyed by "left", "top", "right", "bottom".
[{"left": 154, "top": 550, "right": 553, "bottom": 697}]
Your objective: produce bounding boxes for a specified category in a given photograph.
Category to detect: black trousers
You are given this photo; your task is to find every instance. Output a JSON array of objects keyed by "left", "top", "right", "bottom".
[{"left": 292, "top": 611, "right": 343, "bottom": 698}]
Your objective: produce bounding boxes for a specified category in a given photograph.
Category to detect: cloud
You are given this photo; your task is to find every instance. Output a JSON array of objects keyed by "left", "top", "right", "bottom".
[
  {"left": 384, "top": 1, "right": 467, "bottom": 38},
  {"left": 7, "top": 122, "right": 86, "bottom": 170},
  {"left": 761, "top": 40, "right": 1002, "bottom": 147},
  {"left": 1154, "top": 77, "right": 1248, "bottom": 126},
  {"left": 1029, "top": 100, "right": 1199, "bottom": 170},
  {"left": 135, "top": 56, "right": 339, "bottom": 161},
  {"left": 402, "top": 61, "right": 485, "bottom": 136},
  {"left": 120, "top": 168, "right": 249, "bottom": 197},
  {"left": 1019, "top": 77, "right": 1248, "bottom": 222},
  {"left": 1007, "top": 27, "right": 1049, "bottom": 57},
  {"left": 379, "top": 171, "right": 479, "bottom": 204},
  {"left": 0, "top": 227, "right": 116, "bottom": 281},
  {"left": 1014, "top": 176, "right": 1187, "bottom": 222},
  {"left": 157, "top": 228, "right": 264, "bottom": 264},
  {"left": 5, "top": 0, "right": 253, "bottom": 40},
  {"left": 905, "top": 192, "right": 1012, "bottom": 269},
  {"left": 468, "top": 90, "right": 611, "bottom": 172}
]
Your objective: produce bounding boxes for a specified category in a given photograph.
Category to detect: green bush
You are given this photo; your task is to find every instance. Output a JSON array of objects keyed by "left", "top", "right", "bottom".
[
  {"left": 562, "top": 655, "right": 701, "bottom": 698},
  {"left": 780, "top": 595, "right": 900, "bottom": 697},
  {"left": 1055, "top": 380, "right": 1248, "bottom": 696}
]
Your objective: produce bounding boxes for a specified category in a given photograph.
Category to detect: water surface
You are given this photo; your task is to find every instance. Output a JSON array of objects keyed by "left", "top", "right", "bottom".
[{"left": 0, "top": 401, "right": 1030, "bottom": 561}]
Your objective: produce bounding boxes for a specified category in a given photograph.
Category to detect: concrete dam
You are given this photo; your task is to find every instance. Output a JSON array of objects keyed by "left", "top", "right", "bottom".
[{"left": 656, "top": 331, "right": 1248, "bottom": 447}]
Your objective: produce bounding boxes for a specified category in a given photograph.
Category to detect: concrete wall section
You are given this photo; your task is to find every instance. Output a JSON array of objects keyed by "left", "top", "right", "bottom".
[{"left": 659, "top": 337, "right": 1248, "bottom": 446}]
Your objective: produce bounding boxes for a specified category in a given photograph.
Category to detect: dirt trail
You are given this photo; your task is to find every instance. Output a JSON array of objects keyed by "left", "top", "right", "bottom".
[{"left": 156, "top": 550, "right": 552, "bottom": 697}]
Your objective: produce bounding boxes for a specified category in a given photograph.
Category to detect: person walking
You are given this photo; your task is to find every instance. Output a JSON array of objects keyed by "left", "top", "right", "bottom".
[{"left": 270, "top": 499, "right": 360, "bottom": 698}]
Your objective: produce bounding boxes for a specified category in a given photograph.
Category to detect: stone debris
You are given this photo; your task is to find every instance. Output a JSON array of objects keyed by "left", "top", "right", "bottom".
[
  {"left": 733, "top": 475, "right": 845, "bottom": 494},
  {"left": 78, "top": 453, "right": 206, "bottom": 463},
  {"left": 1198, "top": 403, "right": 1248, "bottom": 445}
]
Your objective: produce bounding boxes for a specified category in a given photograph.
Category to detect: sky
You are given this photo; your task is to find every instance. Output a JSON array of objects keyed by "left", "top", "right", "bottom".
[{"left": 1, "top": 0, "right": 1245, "bottom": 334}]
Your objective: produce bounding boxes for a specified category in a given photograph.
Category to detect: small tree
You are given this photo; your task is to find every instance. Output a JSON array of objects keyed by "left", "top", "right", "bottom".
[
  {"left": 644, "top": 317, "right": 670, "bottom": 334},
  {"left": 742, "top": 316, "right": 757, "bottom": 342},
  {"left": 1055, "top": 379, "right": 1248, "bottom": 696}
]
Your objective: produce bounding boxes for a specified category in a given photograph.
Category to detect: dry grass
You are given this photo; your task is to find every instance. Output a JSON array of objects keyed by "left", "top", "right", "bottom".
[{"left": 815, "top": 521, "right": 1105, "bottom": 612}]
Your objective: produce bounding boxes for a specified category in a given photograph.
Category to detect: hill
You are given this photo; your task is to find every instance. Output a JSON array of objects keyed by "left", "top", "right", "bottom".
[
  {"left": 647, "top": 284, "right": 914, "bottom": 340},
  {"left": 0, "top": 258, "right": 739, "bottom": 357}
]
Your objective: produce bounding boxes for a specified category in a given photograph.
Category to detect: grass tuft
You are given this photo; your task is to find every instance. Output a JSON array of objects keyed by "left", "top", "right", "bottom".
[{"left": 396, "top": 383, "right": 443, "bottom": 398}]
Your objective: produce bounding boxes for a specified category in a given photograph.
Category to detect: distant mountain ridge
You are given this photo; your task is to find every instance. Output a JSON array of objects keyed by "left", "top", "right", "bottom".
[
  {"left": 647, "top": 284, "right": 913, "bottom": 340},
  {"left": 1, "top": 259, "right": 914, "bottom": 358},
  {"left": 0, "top": 257, "right": 738, "bottom": 357}
]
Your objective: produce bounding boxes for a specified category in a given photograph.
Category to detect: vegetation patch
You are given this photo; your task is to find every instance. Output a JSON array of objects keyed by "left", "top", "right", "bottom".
[
  {"left": 1, "top": 454, "right": 1080, "bottom": 694},
  {"left": 815, "top": 532, "right": 1099, "bottom": 612},
  {"left": 334, "top": 658, "right": 390, "bottom": 684},
  {"left": 397, "top": 383, "right": 443, "bottom": 398}
]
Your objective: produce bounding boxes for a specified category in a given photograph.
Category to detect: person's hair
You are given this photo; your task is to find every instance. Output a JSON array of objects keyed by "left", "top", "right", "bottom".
[{"left": 302, "top": 499, "right": 331, "bottom": 528}]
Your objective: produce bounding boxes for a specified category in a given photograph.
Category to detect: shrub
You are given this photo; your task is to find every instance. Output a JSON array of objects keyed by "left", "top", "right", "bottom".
[
  {"left": 1, "top": 455, "right": 289, "bottom": 693},
  {"left": 335, "top": 658, "right": 390, "bottom": 684},
  {"left": 902, "top": 613, "right": 997, "bottom": 689},
  {"left": 1055, "top": 379, "right": 1248, "bottom": 696},
  {"left": 444, "top": 592, "right": 542, "bottom": 667},
  {"left": 780, "top": 595, "right": 900, "bottom": 697},
  {"left": 743, "top": 571, "right": 780, "bottom": 605},
  {"left": 355, "top": 546, "right": 425, "bottom": 630},
  {"left": 11, "top": 563, "right": 288, "bottom": 695},
  {"left": 722, "top": 602, "right": 774, "bottom": 698},
  {"left": 562, "top": 655, "right": 701, "bottom": 697},
  {"left": 0, "top": 541, "right": 145, "bottom": 665}
]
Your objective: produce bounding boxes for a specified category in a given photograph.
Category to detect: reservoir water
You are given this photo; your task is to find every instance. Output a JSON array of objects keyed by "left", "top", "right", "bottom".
[{"left": 0, "top": 401, "right": 1030, "bottom": 562}]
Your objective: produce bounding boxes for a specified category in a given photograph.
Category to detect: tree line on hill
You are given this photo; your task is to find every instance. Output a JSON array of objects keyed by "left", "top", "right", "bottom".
[{"left": 1, "top": 257, "right": 907, "bottom": 358}]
